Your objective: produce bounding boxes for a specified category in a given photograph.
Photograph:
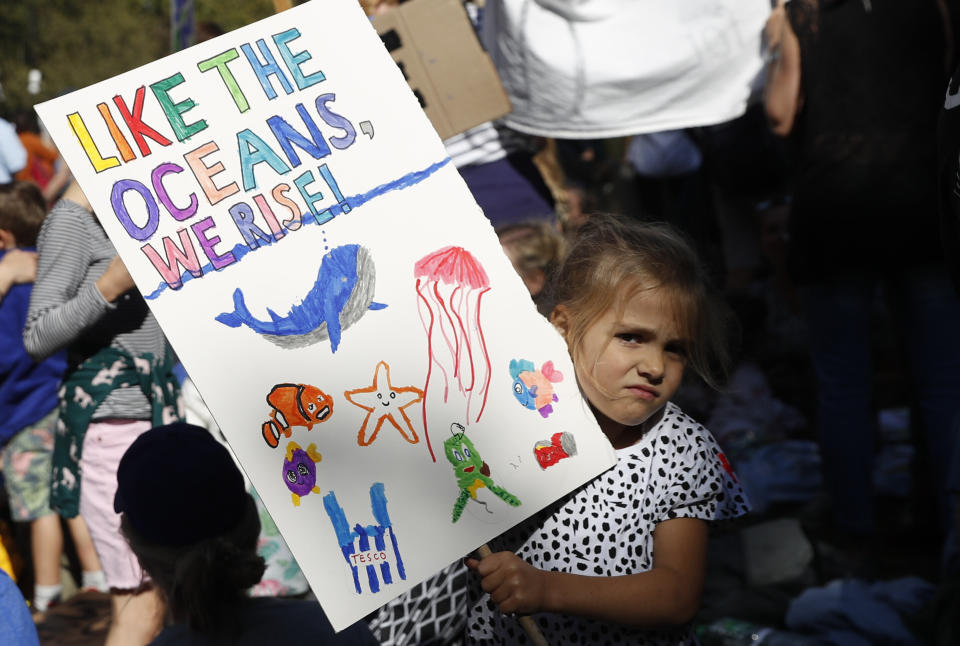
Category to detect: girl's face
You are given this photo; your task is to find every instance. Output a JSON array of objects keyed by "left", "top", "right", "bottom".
[{"left": 555, "top": 286, "right": 688, "bottom": 444}]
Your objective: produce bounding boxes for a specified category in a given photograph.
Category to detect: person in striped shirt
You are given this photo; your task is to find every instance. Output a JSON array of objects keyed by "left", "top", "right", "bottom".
[{"left": 24, "top": 179, "right": 182, "bottom": 646}]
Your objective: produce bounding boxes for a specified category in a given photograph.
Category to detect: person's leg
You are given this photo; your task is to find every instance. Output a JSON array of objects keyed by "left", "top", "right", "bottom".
[
  {"left": 64, "top": 515, "right": 106, "bottom": 590},
  {"left": 106, "top": 588, "right": 162, "bottom": 646},
  {"left": 79, "top": 419, "right": 154, "bottom": 643},
  {"left": 31, "top": 514, "right": 63, "bottom": 586},
  {"left": 803, "top": 275, "right": 878, "bottom": 535},
  {"left": 30, "top": 514, "right": 63, "bottom": 612},
  {"left": 892, "top": 266, "right": 960, "bottom": 533},
  {"left": 0, "top": 410, "right": 71, "bottom": 609}
]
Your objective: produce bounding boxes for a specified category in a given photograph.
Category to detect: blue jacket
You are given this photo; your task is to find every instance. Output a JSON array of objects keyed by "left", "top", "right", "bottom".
[{"left": 0, "top": 248, "right": 66, "bottom": 445}]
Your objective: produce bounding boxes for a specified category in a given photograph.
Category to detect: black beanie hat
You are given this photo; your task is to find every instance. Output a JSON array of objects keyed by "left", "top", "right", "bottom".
[{"left": 114, "top": 422, "right": 247, "bottom": 547}]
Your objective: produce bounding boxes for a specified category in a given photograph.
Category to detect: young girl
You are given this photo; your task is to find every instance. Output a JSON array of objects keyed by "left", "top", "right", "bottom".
[{"left": 465, "top": 214, "right": 750, "bottom": 645}]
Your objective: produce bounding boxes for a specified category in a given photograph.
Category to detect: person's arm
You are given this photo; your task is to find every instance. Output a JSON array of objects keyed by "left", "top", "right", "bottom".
[
  {"left": 34, "top": 139, "right": 60, "bottom": 166},
  {"left": 467, "top": 516, "right": 708, "bottom": 627},
  {"left": 41, "top": 162, "right": 72, "bottom": 205},
  {"left": 23, "top": 205, "right": 134, "bottom": 361},
  {"left": 763, "top": 0, "right": 803, "bottom": 137},
  {"left": 0, "top": 249, "right": 37, "bottom": 303}
]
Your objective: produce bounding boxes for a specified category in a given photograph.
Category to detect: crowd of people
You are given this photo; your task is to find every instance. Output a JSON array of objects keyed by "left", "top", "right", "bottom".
[{"left": 0, "top": 0, "right": 959, "bottom": 644}]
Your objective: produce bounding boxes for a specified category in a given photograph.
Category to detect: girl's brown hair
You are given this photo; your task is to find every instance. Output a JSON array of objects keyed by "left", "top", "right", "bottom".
[{"left": 545, "top": 214, "right": 732, "bottom": 390}]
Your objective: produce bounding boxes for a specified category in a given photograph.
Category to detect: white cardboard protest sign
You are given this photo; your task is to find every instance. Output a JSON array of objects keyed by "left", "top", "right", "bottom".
[{"left": 36, "top": 0, "right": 616, "bottom": 630}]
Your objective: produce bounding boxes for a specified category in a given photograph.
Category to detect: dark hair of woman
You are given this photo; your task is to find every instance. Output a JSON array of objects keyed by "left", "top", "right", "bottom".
[{"left": 119, "top": 493, "right": 266, "bottom": 640}]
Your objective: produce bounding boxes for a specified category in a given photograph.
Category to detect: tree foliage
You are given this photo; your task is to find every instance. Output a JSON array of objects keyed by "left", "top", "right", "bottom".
[
  {"left": 195, "top": 0, "right": 276, "bottom": 35},
  {"left": 0, "top": 0, "right": 284, "bottom": 116}
]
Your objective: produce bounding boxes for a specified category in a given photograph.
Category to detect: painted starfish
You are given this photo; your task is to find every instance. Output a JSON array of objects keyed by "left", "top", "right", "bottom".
[{"left": 345, "top": 361, "right": 424, "bottom": 446}]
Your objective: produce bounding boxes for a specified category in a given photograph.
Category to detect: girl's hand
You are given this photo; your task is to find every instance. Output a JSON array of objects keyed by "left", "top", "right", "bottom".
[
  {"left": 95, "top": 255, "right": 136, "bottom": 303},
  {"left": 466, "top": 551, "right": 549, "bottom": 615},
  {"left": 0, "top": 249, "right": 38, "bottom": 301}
]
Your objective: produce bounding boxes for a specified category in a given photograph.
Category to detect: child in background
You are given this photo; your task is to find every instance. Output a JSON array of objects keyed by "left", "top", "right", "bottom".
[
  {"left": 466, "top": 214, "right": 750, "bottom": 645},
  {"left": 0, "top": 182, "right": 106, "bottom": 612},
  {"left": 497, "top": 221, "right": 566, "bottom": 316}
]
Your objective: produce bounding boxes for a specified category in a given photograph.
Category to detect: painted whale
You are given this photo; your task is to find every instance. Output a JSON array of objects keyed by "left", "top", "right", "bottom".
[{"left": 215, "top": 244, "right": 386, "bottom": 352}]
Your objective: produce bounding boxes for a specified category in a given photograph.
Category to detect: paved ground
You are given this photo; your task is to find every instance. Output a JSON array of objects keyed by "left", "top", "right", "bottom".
[{"left": 35, "top": 590, "right": 110, "bottom": 646}]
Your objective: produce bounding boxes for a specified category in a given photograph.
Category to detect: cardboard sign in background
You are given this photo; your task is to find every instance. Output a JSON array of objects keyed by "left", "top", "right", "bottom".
[
  {"left": 373, "top": 0, "right": 511, "bottom": 140},
  {"left": 36, "top": 0, "right": 615, "bottom": 630}
]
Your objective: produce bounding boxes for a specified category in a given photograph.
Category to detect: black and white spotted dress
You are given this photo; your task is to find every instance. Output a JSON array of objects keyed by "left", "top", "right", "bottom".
[{"left": 465, "top": 402, "right": 751, "bottom": 645}]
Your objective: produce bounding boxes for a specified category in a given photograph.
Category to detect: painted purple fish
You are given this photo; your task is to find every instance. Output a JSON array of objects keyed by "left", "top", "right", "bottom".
[{"left": 282, "top": 441, "right": 322, "bottom": 506}]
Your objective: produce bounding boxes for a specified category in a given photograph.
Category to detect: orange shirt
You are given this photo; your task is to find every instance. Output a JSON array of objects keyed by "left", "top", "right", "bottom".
[{"left": 15, "top": 132, "right": 58, "bottom": 186}]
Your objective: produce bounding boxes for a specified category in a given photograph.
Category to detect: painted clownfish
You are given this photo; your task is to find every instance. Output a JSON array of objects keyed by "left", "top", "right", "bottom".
[
  {"left": 262, "top": 383, "right": 334, "bottom": 448},
  {"left": 509, "top": 359, "right": 563, "bottom": 419}
]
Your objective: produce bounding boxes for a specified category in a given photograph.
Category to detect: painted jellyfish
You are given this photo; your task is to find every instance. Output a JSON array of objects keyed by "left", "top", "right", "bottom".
[{"left": 414, "top": 246, "right": 492, "bottom": 462}]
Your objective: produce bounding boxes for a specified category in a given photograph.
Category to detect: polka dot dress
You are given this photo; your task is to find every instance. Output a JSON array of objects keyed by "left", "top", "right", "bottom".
[{"left": 465, "top": 403, "right": 751, "bottom": 645}]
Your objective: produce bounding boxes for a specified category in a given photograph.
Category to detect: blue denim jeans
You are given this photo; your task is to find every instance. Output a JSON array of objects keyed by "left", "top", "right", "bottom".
[{"left": 803, "top": 266, "right": 960, "bottom": 535}]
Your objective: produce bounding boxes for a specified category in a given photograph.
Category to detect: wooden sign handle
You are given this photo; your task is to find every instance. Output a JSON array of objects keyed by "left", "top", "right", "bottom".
[{"left": 476, "top": 544, "right": 549, "bottom": 646}]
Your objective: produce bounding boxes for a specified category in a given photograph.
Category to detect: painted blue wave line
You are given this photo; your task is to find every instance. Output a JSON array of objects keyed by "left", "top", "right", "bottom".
[{"left": 144, "top": 156, "right": 452, "bottom": 300}]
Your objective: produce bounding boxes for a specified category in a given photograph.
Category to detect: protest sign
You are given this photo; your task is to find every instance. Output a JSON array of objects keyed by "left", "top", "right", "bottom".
[{"left": 36, "top": 0, "right": 616, "bottom": 630}]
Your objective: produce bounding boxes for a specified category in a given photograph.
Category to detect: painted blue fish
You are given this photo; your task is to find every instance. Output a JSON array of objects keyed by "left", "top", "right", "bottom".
[
  {"left": 215, "top": 244, "right": 386, "bottom": 352},
  {"left": 509, "top": 359, "right": 563, "bottom": 418}
]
